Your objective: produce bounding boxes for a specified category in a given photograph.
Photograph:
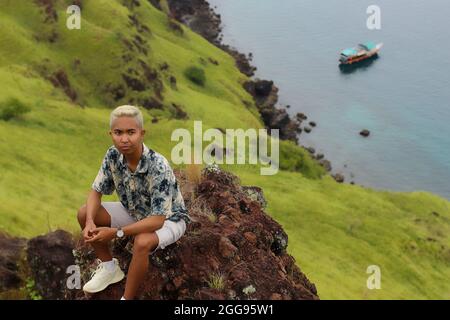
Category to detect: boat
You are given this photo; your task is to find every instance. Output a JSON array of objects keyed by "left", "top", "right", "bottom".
[{"left": 339, "top": 42, "right": 383, "bottom": 65}]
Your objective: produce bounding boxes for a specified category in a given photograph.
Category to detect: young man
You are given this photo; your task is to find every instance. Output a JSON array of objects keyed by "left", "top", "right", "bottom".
[{"left": 77, "top": 105, "right": 190, "bottom": 300}]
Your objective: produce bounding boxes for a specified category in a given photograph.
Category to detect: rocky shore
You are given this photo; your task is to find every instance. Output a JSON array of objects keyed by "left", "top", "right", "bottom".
[{"left": 149, "top": 0, "right": 343, "bottom": 180}]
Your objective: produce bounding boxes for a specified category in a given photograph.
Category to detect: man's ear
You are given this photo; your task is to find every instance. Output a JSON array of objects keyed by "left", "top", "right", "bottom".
[{"left": 141, "top": 129, "right": 146, "bottom": 137}]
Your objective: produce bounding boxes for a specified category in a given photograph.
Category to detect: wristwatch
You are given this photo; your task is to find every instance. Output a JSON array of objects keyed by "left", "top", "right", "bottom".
[{"left": 116, "top": 227, "right": 124, "bottom": 238}]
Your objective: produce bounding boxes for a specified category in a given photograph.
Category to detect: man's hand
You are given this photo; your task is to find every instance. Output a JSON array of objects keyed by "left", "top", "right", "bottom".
[
  {"left": 85, "top": 227, "right": 116, "bottom": 244},
  {"left": 83, "top": 220, "right": 97, "bottom": 241}
]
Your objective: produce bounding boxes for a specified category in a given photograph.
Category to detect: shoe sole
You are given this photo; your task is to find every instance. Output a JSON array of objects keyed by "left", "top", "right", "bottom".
[{"left": 83, "top": 269, "right": 125, "bottom": 294}]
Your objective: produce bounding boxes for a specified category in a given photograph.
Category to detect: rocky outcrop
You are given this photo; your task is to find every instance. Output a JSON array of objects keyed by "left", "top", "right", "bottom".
[
  {"left": 243, "top": 80, "right": 301, "bottom": 143},
  {"left": 333, "top": 173, "right": 345, "bottom": 183},
  {"left": 0, "top": 234, "right": 26, "bottom": 292},
  {"left": 150, "top": 0, "right": 256, "bottom": 76},
  {"left": 0, "top": 166, "right": 318, "bottom": 300},
  {"left": 26, "top": 230, "right": 76, "bottom": 300},
  {"left": 72, "top": 166, "right": 318, "bottom": 300}
]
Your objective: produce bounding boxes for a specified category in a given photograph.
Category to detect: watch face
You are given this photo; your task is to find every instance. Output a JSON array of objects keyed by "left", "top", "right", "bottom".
[{"left": 117, "top": 229, "right": 124, "bottom": 237}]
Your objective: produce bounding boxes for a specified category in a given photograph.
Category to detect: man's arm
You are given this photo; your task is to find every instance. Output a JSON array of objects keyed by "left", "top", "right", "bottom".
[
  {"left": 81, "top": 189, "right": 103, "bottom": 241},
  {"left": 86, "top": 189, "right": 102, "bottom": 224},
  {"left": 86, "top": 215, "right": 165, "bottom": 243},
  {"left": 121, "top": 215, "right": 165, "bottom": 236}
]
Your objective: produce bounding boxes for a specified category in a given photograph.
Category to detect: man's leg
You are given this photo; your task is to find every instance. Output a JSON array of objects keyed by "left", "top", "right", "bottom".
[
  {"left": 77, "top": 204, "right": 113, "bottom": 262},
  {"left": 123, "top": 233, "right": 158, "bottom": 300}
]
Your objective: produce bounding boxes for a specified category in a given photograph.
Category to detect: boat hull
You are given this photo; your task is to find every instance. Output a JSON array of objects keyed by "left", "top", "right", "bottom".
[{"left": 339, "top": 43, "right": 383, "bottom": 65}]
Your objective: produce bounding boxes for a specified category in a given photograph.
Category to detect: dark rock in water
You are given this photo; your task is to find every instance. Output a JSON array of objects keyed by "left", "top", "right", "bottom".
[
  {"left": 254, "top": 80, "right": 274, "bottom": 97},
  {"left": 243, "top": 79, "right": 278, "bottom": 109},
  {"left": 350, "top": 181, "right": 355, "bottom": 185},
  {"left": 333, "top": 174, "right": 345, "bottom": 183},
  {"left": 306, "top": 147, "right": 315, "bottom": 154},
  {"left": 296, "top": 112, "right": 308, "bottom": 121},
  {"left": 26, "top": 230, "right": 76, "bottom": 300},
  {"left": 271, "top": 109, "right": 291, "bottom": 128},
  {"left": 309, "top": 121, "right": 316, "bottom": 127},
  {"left": 316, "top": 153, "right": 324, "bottom": 160},
  {"left": 304, "top": 127, "right": 312, "bottom": 134},
  {"left": 360, "top": 129, "right": 370, "bottom": 137},
  {"left": 319, "top": 159, "right": 332, "bottom": 172}
]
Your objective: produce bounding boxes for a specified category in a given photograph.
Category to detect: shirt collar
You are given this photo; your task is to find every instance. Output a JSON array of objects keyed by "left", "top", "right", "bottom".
[{"left": 118, "top": 143, "right": 150, "bottom": 173}]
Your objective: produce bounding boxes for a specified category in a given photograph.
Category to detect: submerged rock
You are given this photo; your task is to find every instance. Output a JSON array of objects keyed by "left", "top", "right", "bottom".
[{"left": 360, "top": 129, "right": 370, "bottom": 137}]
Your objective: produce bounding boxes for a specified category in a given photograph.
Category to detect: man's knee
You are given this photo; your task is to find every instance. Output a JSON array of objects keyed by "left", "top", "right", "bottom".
[
  {"left": 77, "top": 205, "right": 87, "bottom": 228},
  {"left": 133, "top": 233, "right": 158, "bottom": 254}
]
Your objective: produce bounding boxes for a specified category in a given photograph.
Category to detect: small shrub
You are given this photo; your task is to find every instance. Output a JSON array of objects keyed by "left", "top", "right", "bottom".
[
  {"left": 184, "top": 66, "right": 206, "bottom": 86},
  {"left": 0, "top": 98, "right": 31, "bottom": 121},
  {"left": 25, "top": 278, "right": 42, "bottom": 300},
  {"left": 207, "top": 272, "right": 225, "bottom": 290}
]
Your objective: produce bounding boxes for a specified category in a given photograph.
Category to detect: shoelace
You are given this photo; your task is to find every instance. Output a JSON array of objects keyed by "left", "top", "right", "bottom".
[{"left": 90, "top": 259, "right": 106, "bottom": 277}]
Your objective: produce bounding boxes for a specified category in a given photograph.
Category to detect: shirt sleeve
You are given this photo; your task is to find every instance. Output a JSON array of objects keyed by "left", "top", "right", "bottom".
[
  {"left": 91, "top": 151, "right": 115, "bottom": 195},
  {"left": 150, "top": 160, "right": 174, "bottom": 217}
]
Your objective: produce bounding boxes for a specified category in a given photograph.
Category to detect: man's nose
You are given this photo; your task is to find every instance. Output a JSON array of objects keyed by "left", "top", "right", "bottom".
[{"left": 120, "top": 135, "right": 130, "bottom": 143}]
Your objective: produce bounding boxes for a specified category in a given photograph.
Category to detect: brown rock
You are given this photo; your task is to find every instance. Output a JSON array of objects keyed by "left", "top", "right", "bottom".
[
  {"left": 270, "top": 293, "right": 283, "bottom": 300},
  {"left": 333, "top": 173, "right": 345, "bottom": 183},
  {"left": 243, "top": 232, "right": 257, "bottom": 246},
  {"left": 218, "top": 236, "right": 238, "bottom": 259}
]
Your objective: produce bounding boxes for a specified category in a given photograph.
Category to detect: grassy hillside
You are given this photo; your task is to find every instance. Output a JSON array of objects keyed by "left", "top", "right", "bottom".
[{"left": 0, "top": 0, "right": 449, "bottom": 299}]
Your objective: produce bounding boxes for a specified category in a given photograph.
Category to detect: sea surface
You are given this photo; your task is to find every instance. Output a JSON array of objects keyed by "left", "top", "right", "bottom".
[{"left": 209, "top": 0, "right": 450, "bottom": 199}]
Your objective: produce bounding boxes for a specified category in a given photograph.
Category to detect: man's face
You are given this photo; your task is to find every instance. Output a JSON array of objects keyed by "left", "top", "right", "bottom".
[{"left": 109, "top": 116, "right": 145, "bottom": 156}]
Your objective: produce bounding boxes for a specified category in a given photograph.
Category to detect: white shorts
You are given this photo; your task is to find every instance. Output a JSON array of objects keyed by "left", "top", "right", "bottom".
[{"left": 101, "top": 201, "right": 186, "bottom": 254}]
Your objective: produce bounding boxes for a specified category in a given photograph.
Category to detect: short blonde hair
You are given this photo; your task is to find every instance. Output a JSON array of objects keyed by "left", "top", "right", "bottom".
[{"left": 110, "top": 105, "right": 143, "bottom": 129}]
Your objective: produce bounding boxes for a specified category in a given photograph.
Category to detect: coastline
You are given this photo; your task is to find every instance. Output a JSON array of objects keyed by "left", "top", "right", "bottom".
[{"left": 151, "top": 0, "right": 339, "bottom": 179}]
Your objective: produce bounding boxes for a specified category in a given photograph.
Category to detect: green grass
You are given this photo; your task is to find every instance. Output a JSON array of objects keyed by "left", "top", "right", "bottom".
[
  {"left": 0, "top": 0, "right": 449, "bottom": 299},
  {"left": 231, "top": 166, "right": 450, "bottom": 299}
]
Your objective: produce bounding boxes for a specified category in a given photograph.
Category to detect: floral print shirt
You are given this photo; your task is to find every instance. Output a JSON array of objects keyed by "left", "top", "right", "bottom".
[{"left": 92, "top": 143, "right": 190, "bottom": 224}]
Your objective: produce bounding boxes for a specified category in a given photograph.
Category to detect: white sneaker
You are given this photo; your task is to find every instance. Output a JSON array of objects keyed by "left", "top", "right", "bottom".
[{"left": 83, "top": 258, "right": 125, "bottom": 293}]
